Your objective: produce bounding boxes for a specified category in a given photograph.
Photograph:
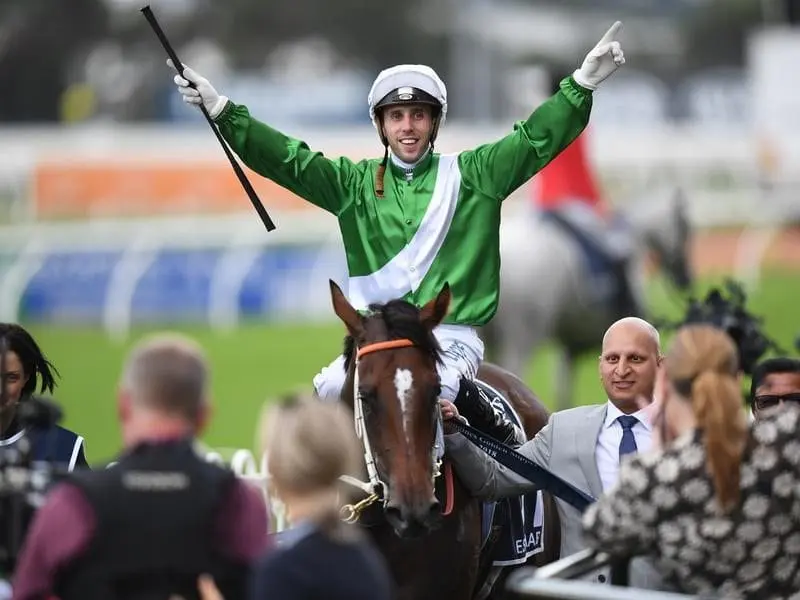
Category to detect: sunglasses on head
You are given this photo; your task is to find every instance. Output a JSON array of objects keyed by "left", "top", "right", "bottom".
[{"left": 754, "top": 392, "right": 800, "bottom": 412}]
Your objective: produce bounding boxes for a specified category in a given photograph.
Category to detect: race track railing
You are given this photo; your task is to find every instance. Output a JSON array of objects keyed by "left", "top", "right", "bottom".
[
  {"left": 201, "top": 447, "right": 289, "bottom": 533},
  {"left": 505, "top": 549, "right": 700, "bottom": 600}
]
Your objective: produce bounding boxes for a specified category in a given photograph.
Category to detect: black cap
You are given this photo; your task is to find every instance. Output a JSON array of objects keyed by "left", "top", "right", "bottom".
[{"left": 374, "top": 86, "right": 441, "bottom": 111}]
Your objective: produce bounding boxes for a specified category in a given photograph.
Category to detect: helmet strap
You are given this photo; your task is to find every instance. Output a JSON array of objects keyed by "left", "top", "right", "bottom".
[
  {"left": 376, "top": 145, "right": 389, "bottom": 199},
  {"left": 374, "top": 118, "right": 389, "bottom": 198},
  {"left": 429, "top": 114, "right": 441, "bottom": 146}
]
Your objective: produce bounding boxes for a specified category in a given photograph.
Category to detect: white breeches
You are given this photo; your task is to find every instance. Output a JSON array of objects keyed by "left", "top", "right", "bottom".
[{"left": 313, "top": 324, "right": 484, "bottom": 403}]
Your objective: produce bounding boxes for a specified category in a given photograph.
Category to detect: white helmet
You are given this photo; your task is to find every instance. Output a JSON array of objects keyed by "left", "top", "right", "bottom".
[
  {"left": 367, "top": 64, "right": 448, "bottom": 129},
  {"left": 367, "top": 65, "right": 448, "bottom": 198}
]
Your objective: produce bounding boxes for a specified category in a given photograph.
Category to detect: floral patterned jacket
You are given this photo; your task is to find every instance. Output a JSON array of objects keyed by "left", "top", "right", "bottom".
[{"left": 582, "top": 404, "right": 800, "bottom": 599}]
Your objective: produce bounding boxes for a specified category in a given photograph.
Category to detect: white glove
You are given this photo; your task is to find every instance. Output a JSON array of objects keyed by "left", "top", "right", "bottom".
[
  {"left": 167, "top": 58, "right": 229, "bottom": 119},
  {"left": 573, "top": 21, "right": 625, "bottom": 91}
]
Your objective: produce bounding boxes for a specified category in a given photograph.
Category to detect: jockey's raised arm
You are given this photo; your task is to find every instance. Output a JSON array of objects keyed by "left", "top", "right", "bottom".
[{"left": 166, "top": 21, "right": 626, "bottom": 447}]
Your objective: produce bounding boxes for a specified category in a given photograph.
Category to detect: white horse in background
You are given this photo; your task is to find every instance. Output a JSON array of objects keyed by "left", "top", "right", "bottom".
[{"left": 482, "top": 186, "right": 693, "bottom": 411}]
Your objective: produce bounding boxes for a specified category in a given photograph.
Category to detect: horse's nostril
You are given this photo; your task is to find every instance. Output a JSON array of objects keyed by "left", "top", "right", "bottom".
[
  {"left": 385, "top": 503, "right": 404, "bottom": 527},
  {"left": 424, "top": 500, "right": 442, "bottom": 527}
]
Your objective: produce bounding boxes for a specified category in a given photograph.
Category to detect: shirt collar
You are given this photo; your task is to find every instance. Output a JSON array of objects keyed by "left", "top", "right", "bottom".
[
  {"left": 388, "top": 149, "right": 433, "bottom": 180},
  {"left": 604, "top": 399, "right": 654, "bottom": 431},
  {"left": 273, "top": 519, "right": 317, "bottom": 549},
  {"left": 0, "top": 416, "right": 25, "bottom": 446}
]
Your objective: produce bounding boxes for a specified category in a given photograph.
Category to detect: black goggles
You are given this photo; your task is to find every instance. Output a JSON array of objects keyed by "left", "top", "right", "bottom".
[{"left": 753, "top": 392, "right": 800, "bottom": 411}]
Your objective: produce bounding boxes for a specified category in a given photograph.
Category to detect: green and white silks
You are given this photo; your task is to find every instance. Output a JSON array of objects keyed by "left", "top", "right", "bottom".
[
  {"left": 215, "top": 75, "right": 592, "bottom": 327},
  {"left": 214, "top": 75, "right": 593, "bottom": 399}
]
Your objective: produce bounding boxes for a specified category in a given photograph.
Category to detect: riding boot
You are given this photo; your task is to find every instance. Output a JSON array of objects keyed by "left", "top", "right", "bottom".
[{"left": 453, "top": 377, "right": 526, "bottom": 448}]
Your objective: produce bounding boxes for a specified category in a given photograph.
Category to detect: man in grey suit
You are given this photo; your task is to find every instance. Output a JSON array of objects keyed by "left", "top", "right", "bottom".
[{"left": 443, "top": 317, "right": 665, "bottom": 587}]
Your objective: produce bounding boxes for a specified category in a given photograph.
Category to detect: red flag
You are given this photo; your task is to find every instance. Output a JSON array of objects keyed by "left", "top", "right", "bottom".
[{"left": 531, "top": 129, "right": 606, "bottom": 215}]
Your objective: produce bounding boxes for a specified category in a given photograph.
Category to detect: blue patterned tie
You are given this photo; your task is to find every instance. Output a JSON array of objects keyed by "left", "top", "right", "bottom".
[{"left": 618, "top": 415, "right": 639, "bottom": 461}]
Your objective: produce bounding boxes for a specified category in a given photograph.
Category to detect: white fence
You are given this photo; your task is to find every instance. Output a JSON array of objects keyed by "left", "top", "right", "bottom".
[{"left": 201, "top": 447, "right": 289, "bottom": 534}]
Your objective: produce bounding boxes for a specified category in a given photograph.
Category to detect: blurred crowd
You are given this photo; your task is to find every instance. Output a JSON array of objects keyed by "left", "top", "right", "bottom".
[
  {"left": 1, "top": 278, "right": 798, "bottom": 598},
  {"left": 2, "top": 327, "right": 392, "bottom": 600}
]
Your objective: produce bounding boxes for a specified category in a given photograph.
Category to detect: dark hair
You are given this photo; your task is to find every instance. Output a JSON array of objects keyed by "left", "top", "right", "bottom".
[
  {"left": 0, "top": 323, "right": 58, "bottom": 399},
  {"left": 656, "top": 279, "right": 781, "bottom": 376},
  {"left": 749, "top": 357, "right": 800, "bottom": 405},
  {"left": 342, "top": 299, "right": 442, "bottom": 372}
]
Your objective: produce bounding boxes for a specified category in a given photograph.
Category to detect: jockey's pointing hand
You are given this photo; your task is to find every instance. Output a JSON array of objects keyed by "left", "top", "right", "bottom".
[
  {"left": 167, "top": 59, "right": 228, "bottom": 119},
  {"left": 573, "top": 21, "right": 625, "bottom": 91}
]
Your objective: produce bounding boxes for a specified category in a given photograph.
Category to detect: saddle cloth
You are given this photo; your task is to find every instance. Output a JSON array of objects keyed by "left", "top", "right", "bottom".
[{"left": 474, "top": 380, "right": 545, "bottom": 566}]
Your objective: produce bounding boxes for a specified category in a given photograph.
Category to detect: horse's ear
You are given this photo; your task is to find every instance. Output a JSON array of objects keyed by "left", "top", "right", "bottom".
[
  {"left": 419, "top": 282, "right": 451, "bottom": 329},
  {"left": 329, "top": 280, "right": 364, "bottom": 337}
]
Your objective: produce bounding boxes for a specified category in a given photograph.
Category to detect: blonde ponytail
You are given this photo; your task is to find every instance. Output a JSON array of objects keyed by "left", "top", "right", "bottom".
[
  {"left": 691, "top": 370, "right": 747, "bottom": 512},
  {"left": 260, "top": 395, "right": 365, "bottom": 541}
]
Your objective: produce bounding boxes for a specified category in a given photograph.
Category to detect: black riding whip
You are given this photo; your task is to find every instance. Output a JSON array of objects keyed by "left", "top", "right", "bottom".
[{"left": 140, "top": 5, "right": 276, "bottom": 232}]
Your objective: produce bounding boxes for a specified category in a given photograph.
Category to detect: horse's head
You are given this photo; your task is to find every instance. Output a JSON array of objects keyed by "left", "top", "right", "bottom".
[
  {"left": 633, "top": 186, "right": 694, "bottom": 291},
  {"left": 330, "top": 280, "right": 450, "bottom": 538}
]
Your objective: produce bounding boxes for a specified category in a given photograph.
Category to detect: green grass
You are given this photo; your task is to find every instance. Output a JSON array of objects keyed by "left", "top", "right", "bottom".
[{"left": 23, "top": 270, "right": 800, "bottom": 464}]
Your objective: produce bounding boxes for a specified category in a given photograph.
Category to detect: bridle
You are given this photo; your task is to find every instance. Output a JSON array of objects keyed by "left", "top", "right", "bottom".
[{"left": 339, "top": 338, "right": 445, "bottom": 523}]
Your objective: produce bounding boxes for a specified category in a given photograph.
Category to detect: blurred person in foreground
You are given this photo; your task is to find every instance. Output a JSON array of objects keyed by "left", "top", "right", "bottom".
[
  {"left": 166, "top": 21, "right": 628, "bottom": 448},
  {"left": 249, "top": 393, "right": 392, "bottom": 600},
  {"left": 441, "top": 316, "right": 667, "bottom": 588},
  {"left": 582, "top": 324, "right": 800, "bottom": 599},
  {"left": 0, "top": 322, "right": 88, "bottom": 470},
  {"left": 12, "top": 333, "right": 269, "bottom": 600},
  {"left": 749, "top": 357, "right": 800, "bottom": 419}
]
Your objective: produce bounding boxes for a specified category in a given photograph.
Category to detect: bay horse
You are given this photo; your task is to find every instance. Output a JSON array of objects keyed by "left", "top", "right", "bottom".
[{"left": 328, "top": 280, "right": 559, "bottom": 600}]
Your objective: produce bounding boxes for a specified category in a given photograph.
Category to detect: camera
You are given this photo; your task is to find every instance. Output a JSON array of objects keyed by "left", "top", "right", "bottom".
[
  {"left": 0, "top": 396, "right": 70, "bottom": 578},
  {"left": 658, "top": 279, "right": 782, "bottom": 376}
]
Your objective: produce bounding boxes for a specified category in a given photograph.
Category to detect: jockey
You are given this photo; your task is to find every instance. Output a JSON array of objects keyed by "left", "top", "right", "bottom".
[
  {"left": 169, "top": 22, "right": 626, "bottom": 446},
  {"left": 0, "top": 323, "right": 88, "bottom": 471}
]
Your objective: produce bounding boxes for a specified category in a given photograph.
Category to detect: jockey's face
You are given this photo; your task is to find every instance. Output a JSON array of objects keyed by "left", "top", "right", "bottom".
[
  {"left": 381, "top": 104, "right": 434, "bottom": 163},
  {"left": 599, "top": 322, "right": 661, "bottom": 412},
  {"left": 0, "top": 351, "right": 27, "bottom": 419}
]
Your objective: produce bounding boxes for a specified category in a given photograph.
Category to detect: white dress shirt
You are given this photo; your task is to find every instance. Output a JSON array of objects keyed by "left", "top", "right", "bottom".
[{"left": 594, "top": 400, "right": 654, "bottom": 492}]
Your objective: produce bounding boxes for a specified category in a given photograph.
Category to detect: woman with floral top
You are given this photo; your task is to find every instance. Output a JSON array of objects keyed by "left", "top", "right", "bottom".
[{"left": 582, "top": 324, "right": 800, "bottom": 599}]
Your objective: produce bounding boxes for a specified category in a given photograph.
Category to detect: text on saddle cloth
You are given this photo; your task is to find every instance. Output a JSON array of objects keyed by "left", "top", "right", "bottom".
[{"left": 471, "top": 383, "right": 546, "bottom": 565}]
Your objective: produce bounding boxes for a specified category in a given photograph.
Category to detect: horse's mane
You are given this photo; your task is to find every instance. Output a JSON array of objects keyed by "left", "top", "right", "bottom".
[{"left": 343, "top": 299, "right": 443, "bottom": 371}]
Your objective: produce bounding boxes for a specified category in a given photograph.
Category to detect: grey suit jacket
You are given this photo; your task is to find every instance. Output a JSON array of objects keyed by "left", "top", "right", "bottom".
[{"left": 445, "top": 403, "right": 668, "bottom": 589}]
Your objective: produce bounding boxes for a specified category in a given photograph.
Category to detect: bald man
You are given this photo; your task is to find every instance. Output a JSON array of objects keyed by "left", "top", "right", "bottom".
[{"left": 442, "top": 317, "right": 665, "bottom": 587}]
